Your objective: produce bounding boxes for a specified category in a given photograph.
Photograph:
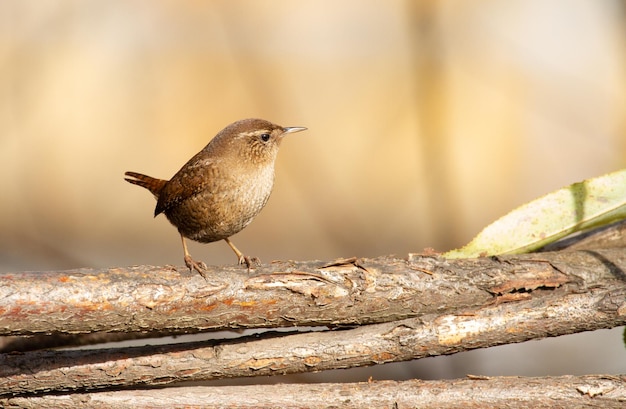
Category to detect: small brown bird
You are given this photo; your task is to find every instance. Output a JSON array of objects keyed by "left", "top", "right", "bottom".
[{"left": 124, "top": 118, "right": 306, "bottom": 278}]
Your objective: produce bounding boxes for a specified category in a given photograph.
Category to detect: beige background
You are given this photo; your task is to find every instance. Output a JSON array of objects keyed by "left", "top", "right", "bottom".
[{"left": 1, "top": 1, "right": 625, "bottom": 379}]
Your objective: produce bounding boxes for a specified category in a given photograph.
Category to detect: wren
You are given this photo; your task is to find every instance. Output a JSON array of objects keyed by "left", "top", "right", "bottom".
[{"left": 124, "top": 118, "right": 306, "bottom": 278}]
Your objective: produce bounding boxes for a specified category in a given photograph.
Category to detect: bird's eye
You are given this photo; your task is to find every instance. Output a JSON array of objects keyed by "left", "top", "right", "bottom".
[{"left": 260, "top": 133, "right": 271, "bottom": 142}]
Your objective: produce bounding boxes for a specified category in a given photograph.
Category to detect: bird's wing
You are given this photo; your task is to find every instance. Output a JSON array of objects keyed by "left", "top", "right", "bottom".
[{"left": 154, "top": 154, "right": 227, "bottom": 216}]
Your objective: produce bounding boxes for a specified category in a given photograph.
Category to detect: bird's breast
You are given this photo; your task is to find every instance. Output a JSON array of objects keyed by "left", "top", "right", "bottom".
[
  {"left": 168, "top": 164, "right": 276, "bottom": 242},
  {"left": 233, "top": 164, "right": 275, "bottom": 222}
]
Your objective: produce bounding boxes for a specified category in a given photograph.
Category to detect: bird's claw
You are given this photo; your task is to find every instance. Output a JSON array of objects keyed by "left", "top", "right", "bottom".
[
  {"left": 238, "top": 255, "right": 260, "bottom": 270},
  {"left": 184, "top": 255, "right": 208, "bottom": 279}
]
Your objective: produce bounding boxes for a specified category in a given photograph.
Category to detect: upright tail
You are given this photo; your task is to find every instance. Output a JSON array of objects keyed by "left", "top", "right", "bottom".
[{"left": 124, "top": 171, "right": 168, "bottom": 198}]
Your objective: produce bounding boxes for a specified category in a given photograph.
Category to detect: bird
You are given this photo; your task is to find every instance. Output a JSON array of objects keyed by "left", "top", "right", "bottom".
[{"left": 124, "top": 118, "right": 307, "bottom": 278}]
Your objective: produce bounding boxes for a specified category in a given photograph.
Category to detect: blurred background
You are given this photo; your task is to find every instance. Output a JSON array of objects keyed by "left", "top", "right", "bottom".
[{"left": 0, "top": 0, "right": 624, "bottom": 380}]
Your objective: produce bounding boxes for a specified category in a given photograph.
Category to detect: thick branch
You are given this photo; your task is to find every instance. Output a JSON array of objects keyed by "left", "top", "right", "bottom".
[
  {"left": 2, "top": 376, "right": 625, "bottom": 408},
  {"left": 1, "top": 248, "right": 625, "bottom": 336},
  {"left": 1, "top": 281, "right": 624, "bottom": 396}
]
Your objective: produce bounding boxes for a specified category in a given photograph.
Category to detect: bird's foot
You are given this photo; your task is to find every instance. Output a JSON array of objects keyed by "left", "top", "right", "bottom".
[
  {"left": 238, "top": 255, "right": 261, "bottom": 270},
  {"left": 184, "top": 255, "right": 208, "bottom": 279}
]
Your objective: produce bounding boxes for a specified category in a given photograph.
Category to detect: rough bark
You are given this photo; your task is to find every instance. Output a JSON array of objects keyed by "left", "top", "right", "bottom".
[
  {"left": 2, "top": 376, "right": 625, "bottom": 409},
  {"left": 1, "top": 278, "right": 624, "bottom": 396},
  {"left": 1, "top": 223, "right": 626, "bottom": 400},
  {"left": 1, "top": 247, "right": 625, "bottom": 337}
]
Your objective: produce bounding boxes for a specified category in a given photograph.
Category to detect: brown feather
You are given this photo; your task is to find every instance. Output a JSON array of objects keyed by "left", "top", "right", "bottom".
[{"left": 124, "top": 172, "right": 168, "bottom": 208}]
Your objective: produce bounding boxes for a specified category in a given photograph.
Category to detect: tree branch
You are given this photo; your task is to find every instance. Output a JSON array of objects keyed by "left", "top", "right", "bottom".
[
  {"left": 2, "top": 222, "right": 626, "bottom": 399},
  {"left": 1, "top": 277, "right": 624, "bottom": 396},
  {"left": 2, "top": 376, "right": 625, "bottom": 408},
  {"left": 1, "top": 247, "right": 625, "bottom": 337}
]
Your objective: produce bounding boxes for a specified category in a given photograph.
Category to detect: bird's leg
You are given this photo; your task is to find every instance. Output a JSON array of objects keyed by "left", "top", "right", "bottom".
[
  {"left": 180, "top": 234, "right": 208, "bottom": 279},
  {"left": 224, "top": 237, "right": 259, "bottom": 269}
]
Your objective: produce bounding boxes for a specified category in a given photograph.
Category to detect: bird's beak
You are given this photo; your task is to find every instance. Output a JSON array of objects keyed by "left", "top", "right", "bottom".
[{"left": 282, "top": 126, "right": 307, "bottom": 135}]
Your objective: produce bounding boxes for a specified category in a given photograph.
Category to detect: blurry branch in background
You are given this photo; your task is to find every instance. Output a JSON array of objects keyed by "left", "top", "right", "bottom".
[
  {"left": 0, "top": 221, "right": 625, "bottom": 405},
  {"left": 407, "top": 1, "right": 464, "bottom": 248}
]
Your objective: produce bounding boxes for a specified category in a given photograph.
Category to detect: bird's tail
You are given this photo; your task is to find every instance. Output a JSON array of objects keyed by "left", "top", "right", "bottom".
[{"left": 124, "top": 171, "right": 167, "bottom": 198}]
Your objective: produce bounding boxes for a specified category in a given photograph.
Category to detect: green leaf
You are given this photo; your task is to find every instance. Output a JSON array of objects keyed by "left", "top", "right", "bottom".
[{"left": 443, "top": 169, "right": 626, "bottom": 259}]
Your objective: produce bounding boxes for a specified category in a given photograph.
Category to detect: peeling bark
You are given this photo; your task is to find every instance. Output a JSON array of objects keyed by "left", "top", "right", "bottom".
[{"left": 1, "top": 248, "right": 624, "bottom": 337}]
